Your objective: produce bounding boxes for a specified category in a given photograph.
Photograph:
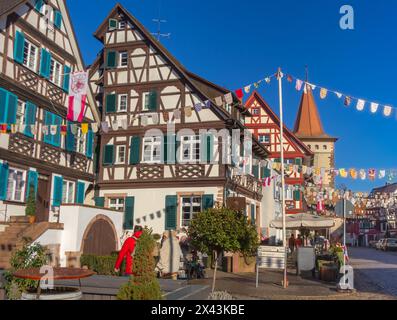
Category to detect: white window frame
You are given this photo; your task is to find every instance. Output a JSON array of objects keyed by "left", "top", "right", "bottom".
[
  {"left": 181, "top": 195, "right": 202, "bottom": 227},
  {"left": 6, "top": 168, "right": 26, "bottom": 202},
  {"left": 116, "top": 145, "right": 126, "bottom": 164},
  {"left": 142, "top": 136, "right": 162, "bottom": 163},
  {"left": 118, "top": 21, "right": 126, "bottom": 29},
  {"left": 142, "top": 92, "right": 150, "bottom": 111},
  {"left": 16, "top": 100, "right": 26, "bottom": 126},
  {"left": 109, "top": 198, "right": 125, "bottom": 212},
  {"left": 62, "top": 180, "right": 75, "bottom": 204},
  {"left": 49, "top": 57, "right": 62, "bottom": 87},
  {"left": 119, "top": 51, "right": 128, "bottom": 68},
  {"left": 75, "top": 127, "right": 86, "bottom": 155},
  {"left": 118, "top": 94, "right": 128, "bottom": 112},
  {"left": 258, "top": 134, "right": 270, "bottom": 144},
  {"left": 252, "top": 108, "right": 260, "bottom": 116},
  {"left": 23, "top": 39, "right": 38, "bottom": 72},
  {"left": 180, "top": 135, "right": 201, "bottom": 163}
]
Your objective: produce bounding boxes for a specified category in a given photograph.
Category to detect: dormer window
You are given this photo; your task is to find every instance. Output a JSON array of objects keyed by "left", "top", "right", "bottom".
[
  {"left": 119, "top": 51, "right": 128, "bottom": 67},
  {"left": 252, "top": 108, "right": 260, "bottom": 116},
  {"left": 259, "top": 134, "right": 270, "bottom": 145},
  {"left": 119, "top": 21, "right": 126, "bottom": 29}
]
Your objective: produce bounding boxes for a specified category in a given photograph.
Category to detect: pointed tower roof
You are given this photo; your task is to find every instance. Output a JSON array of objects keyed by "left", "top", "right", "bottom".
[{"left": 293, "top": 86, "right": 337, "bottom": 141}]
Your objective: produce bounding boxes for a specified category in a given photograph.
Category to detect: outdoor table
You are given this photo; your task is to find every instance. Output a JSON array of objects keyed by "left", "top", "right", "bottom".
[{"left": 13, "top": 268, "right": 95, "bottom": 300}]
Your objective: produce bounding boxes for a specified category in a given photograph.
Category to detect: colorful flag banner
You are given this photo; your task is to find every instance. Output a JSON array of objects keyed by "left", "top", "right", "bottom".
[{"left": 67, "top": 71, "right": 88, "bottom": 123}]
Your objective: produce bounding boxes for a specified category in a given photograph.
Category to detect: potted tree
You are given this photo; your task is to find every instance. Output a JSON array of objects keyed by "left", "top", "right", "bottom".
[{"left": 25, "top": 185, "right": 36, "bottom": 224}]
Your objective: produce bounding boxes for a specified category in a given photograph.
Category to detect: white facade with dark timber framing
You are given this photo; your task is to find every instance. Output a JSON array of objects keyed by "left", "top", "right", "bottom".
[{"left": 90, "top": 4, "right": 270, "bottom": 235}]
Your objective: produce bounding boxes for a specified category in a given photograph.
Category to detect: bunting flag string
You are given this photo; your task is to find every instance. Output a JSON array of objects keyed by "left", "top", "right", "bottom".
[{"left": 286, "top": 73, "right": 397, "bottom": 119}]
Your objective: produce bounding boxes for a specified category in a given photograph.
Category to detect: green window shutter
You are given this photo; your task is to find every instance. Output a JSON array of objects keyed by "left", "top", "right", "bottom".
[
  {"left": 274, "top": 158, "right": 281, "bottom": 163},
  {"left": 164, "top": 134, "right": 176, "bottom": 164},
  {"left": 0, "top": 163, "right": 9, "bottom": 201},
  {"left": 262, "top": 167, "right": 271, "bottom": 179},
  {"left": 95, "top": 197, "right": 105, "bottom": 208},
  {"left": 103, "top": 145, "right": 114, "bottom": 165},
  {"left": 147, "top": 90, "right": 158, "bottom": 111},
  {"left": 202, "top": 194, "right": 214, "bottom": 210},
  {"left": 54, "top": 10, "right": 62, "bottom": 29},
  {"left": 52, "top": 175, "right": 63, "bottom": 206},
  {"left": 163, "top": 135, "right": 168, "bottom": 164},
  {"left": 124, "top": 197, "right": 135, "bottom": 230},
  {"left": 6, "top": 92, "right": 18, "bottom": 125},
  {"left": 24, "top": 101, "right": 37, "bottom": 137},
  {"left": 105, "top": 93, "right": 116, "bottom": 113},
  {"left": 0, "top": 88, "right": 9, "bottom": 123},
  {"left": 252, "top": 164, "right": 259, "bottom": 179},
  {"left": 165, "top": 195, "right": 177, "bottom": 230},
  {"left": 26, "top": 170, "right": 38, "bottom": 199},
  {"left": 106, "top": 51, "right": 117, "bottom": 68},
  {"left": 86, "top": 129, "right": 94, "bottom": 159},
  {"left": 109, "top": 19, "right": 118, "bottom": 30},
  {"left": 293, "top": 186, "right": 301, "bottom": 201},
  {"left": 129, "top": 136, "right": 141, "bottom": 165},
  {"left": 52, "top": 114, "right": 62, "bottom": 147},
  {"left": 251, "top": 204, "right": 256, "bottom": 225},
  {"left": 13, "top": 31, "right": 25, "bottom": 64},
  {"left": 40, "top": 49, "right": 51, "bottom": 79},
  {"left": 66, "top": 122, "right": 75, "bottom": 152},
  {"left": 34, "top": 0, "right": 43, "bottom": 12},
  {"left": 204, "top": 134, "right": 214, "bottom": 163},
  {"left": 76, "top": 181, "right": 85, "bottom": 204},
  {"left": 62, "top": 65, "right": 71, "bottom": 93},
  {"left": 43, "top": 111, "right": 53, "bottom": 145},
  {"left": 295, "top": 158, "right": 302, "bottom": 166}
]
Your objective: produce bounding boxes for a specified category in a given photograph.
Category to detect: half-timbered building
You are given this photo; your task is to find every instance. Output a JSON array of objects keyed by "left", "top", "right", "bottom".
[{"left": 89, "top": 4, "right": 270, "bottom": 235}]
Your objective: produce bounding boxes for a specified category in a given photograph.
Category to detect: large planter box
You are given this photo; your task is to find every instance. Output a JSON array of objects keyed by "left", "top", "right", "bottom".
[{"left": 232, "top": 253, "right": 256, "bottom": 273}]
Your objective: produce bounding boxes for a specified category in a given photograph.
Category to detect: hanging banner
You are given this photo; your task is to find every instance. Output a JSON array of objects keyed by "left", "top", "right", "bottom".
[{"left": 67, "top": 71, "right": 88, "bottom": 123}]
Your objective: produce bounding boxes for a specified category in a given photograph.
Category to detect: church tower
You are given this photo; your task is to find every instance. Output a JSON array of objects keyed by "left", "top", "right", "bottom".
[{"left": 293, "top": 85, "right": 338, "bottom": 188}]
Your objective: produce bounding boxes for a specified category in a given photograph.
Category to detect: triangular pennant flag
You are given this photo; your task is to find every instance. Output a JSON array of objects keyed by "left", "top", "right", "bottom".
[
  {"left": 244, "top": 85, "right": 251, "bottom": 94},
  {"left": 265, "top": 77, "right": 271, "bottom": 84},
  {"left": 42, "top": 125, "right": 49, "bottom": 135},
  {"left": 254, "top": 82, "right": 259, "bottom": 88},
  {"left": 112, "top": 120, "right": 119, "bottom": 130},
  {"left": 378, "top": 170, "right": 386, "bottom": 179},
  {"left": 287, "top": 75, "right": 293, "bottom": 82},
  {"left": 344, "top": 96, "right": 351, "bottom": 107},
  {"left": 295, "top": 79, "right": 303, "bottom": 91},
  {"left": 335, "top": 92, "right": 342, "bottom": 99},
  {"left": 368, "top": 169, "right": 376, "bottom": 181},
  {"left": 50, "top": 125, "right": 58, "bottom": 136},
  {"left": 356, "top": 99, "right": 365, "bottom": 111},
  {"left": 224, "top": 93, "right": 233, "bottom": 105},
  {"left": 101, "top": 121, "right": 109, "bottom": 133},
  {"left": 60, "top": 125, "right": 67, "bottom": 136},
  {"left": 359, "top": 169, "right": 366, "bottom": 180},
  {"left": 320, "top": 88, "right": 328, "bottom": 99},
  {"left": 184, "top": 106, "right": 193, "bottom": 118},
  {"left": 215, "top": 96, "right": 223, "bottom": 107},
  {"left": 173, "top": 109, "right": 181, "bottom": 120},
  {"left": 30, "top": 125, "right": 37, "bottom": 136},
  {"left": 121, "top": 118, "right": 128, "bottom": 130},
  {"left": 349, "top": 169, "right": 357, "bottom": 180},
  {"left": 235, "top": 89, "right": 243, "bottom": 101},
  {"left": 151, "top": 114, "right": 159, "bottom": 125},
  {"left": 370, "top": 102, "right": 379, "bottom": 113},
  {"left": 204, "top": 100, "right": 211, "bottom": 109},
  {"left": 383, "top": 105, "right": 392, "bottom": 117},
  {"left": 71, "top": 124, "right": 78, "bottom": 135},
  {"left": 81, "top": 123, "right": 89, "bottom": 135},
  {"left": 141, "top": 115, "right": 148, "bottom": 127},
  {"left": 91, "top": 123, "right": 99, "bottom": 133},
  {"left": 163, "top": 112, "right": 170, "bottom": 122},
  {"left": 194, "top": 103, "right": 202, "bottom": 112},
  {"left": 309, "top": 84, "right": 316, "bottom": 91}
]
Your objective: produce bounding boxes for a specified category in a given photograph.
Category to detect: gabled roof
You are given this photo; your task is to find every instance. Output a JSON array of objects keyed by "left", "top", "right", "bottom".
[
  {"left": 245, "top": 91, "right": 313, "bottom": 157},
  {"left": 293, "top": 86, "right": 337, "bottom": 141},
  {"left": 92, "top": 3, "right": 269, "bottom": 157},
  {"left": 0, "top": 0, "right": 25, "bottom": 16},
  {"left": 371, "top": 183, "right": 397, "bottom": 195}
]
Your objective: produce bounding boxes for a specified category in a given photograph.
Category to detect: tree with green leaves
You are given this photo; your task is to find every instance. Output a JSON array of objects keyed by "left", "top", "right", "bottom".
[
  {"left": 188, "top": 207, "right": 259, "bottom": 293},
  {"left": 25, "top": 185, "right": 36, "bottom": 218},
  {"left": 117, "top": 228, "right": 163, "bottom": 300}
]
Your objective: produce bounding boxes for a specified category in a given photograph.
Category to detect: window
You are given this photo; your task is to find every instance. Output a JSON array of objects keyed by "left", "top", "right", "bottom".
[
  {"left": 75, "top": 127, "right": 86, "bottom": 154},
  {"left": 142, "top": 136, "right": 162, "bottom": 163},
  {"left": 181, "top": 135, "right": 200, "bottom": 163},
  {"left": 181, "top": 196, "right": 202, "bottom": 227},
  {"left": 119, "top": 51, "right": 128, "bottom": 67},
  {"left": 118, "top": 21, "right": 126, "bottom": 29},
  {"left": 6, "top": 168, "right": 25, "bottom": 202},
  {"left": 315, "top": 145, "right": 319, "bottom": 150},
  {"left": 23, "top": 40, "right": 38, "bottom": 71},
  {"left": 116, "top": 145, "right": 126, "bottom": 164},
  {"left": 49, "top": 58, "right": 62, "bottom": 86},
  {"left": 16, "top": 100, "right": 26, "bottom": 126},
  {"left": 118, "top": 94, "right": 128, "bottom": 112},
  {"left": 62, "top": 180, "right": 75, "bottom": 204},
  {"left": 225, "top": 104, "right": 232, "bottom": 114},
  {"left": 252, "top": 108, "right": 260, "bottom": 116},
  {"left": 258, "top": 134, "right": 270, "bottom": 144},
  {"left": 308, "top": 145, "right": 312, "bottom": 149},
  {"left": 109, "top": 198, "right": 125, "bottom": 212},
  {"left": 323, "top": 145, "right": 327, "bottom": 150}
]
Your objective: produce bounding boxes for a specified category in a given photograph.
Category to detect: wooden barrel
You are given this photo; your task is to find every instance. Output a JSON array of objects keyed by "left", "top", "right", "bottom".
[{"left": 319, "top": 264, "right": 338, "bottom": 282}]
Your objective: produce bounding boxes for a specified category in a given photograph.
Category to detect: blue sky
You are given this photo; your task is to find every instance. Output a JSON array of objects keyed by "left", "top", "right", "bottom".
[{"left": 68, "top": 0, "right": 397, "bottom": 192}]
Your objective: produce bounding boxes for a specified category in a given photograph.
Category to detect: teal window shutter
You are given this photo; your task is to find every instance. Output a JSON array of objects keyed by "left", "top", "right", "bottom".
[
  {"left": 40, "top": 49, "right": 51, "bottom": 79},
  {"left": 163, "top": 135, "right": 168, "bottom": 164},
  {"left": 105, "top": 93, "right": 116, "bottom": 113},
  {"left": 6, "top": 92, "right": 18, "bottom": 125},
  {"left": 295, "top": 158, "right": 302, "bottom": 166},
  {"left": 76, "top": 181, "right": 85, "bottom": 204},
  {"left": 124, "top": 197, "right": 135, "bottom": 230},
  {"left": 262, "top": 167, "right": 271, "bottom": 179},
  {"left": 0, "top": 88, "right": 9, "bottom": 123},
  {"left": 62, "top": 65, "right": 71, "bottom": 93},
  {"left": 103, "top": 145, "right": 114, "bottom": 165},
  {"left": 95, "top": 197, "right": 105, "bottom": 208},
  {"left": 293, "top": 186, "right": 301, "bottom": 201},
  {"left": 14, "top": 31, "right": 25, "bottom": 64},
  {"left": 86, "top": 129, "right": 94, "bottom": 159},
  {"left": 109, "top": 19, "right": 118, "bottom": 30},
  {"left": 165, "top": 195, "right": 177, "bottom": 230},
  {"left": 66, "top": 122, "right": 75, "bottom": 152},
  {"left": 34, "top": 0, "right": 43, "bottom": 12},
  {"left": 202, "top": 194, "right": 214, "bottom": 210},
  {"left": 43, "top": 111, "right": 53, "bottom": 145},
  {"left": 251, "top": 204, "right": 256, "bottom": 225},
  {"left": 252, "top": 164, "right": 259, "bottom": 179},
  {"left": 52, "top": 114, "right": 62, "bottom": 147},
  {"left": 148, "top": 90, "right": 158, "bottom": 111},
  {"left": 54, "top": 10, "right": 62, "bottom": 29},
  {"left": 129, "top": 136, "right": 141, "bottom": 165},
  {"left": 0, "top": 163, "right": 9, "bottom": 201},
  {"left": 26, "top": 170, "right": 38, "bottom": 199},
  {"left": 106, "top": 51, "right": 117, "bottom": 68},
  {"left": 24, "top": 101, "right": 37, "bottom": 137},
  {"left": 206, "top": 134, "right": 214, "bottom": 163},
  {"left": 52, "top": 175, "right": 63, "bottom": 206}
]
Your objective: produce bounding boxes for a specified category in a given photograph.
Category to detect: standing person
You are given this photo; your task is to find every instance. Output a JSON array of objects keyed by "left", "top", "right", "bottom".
[
  {"left": 288, "top": 234, "right": 296, "bottom": 253},
  {"left": 114, "top": 225, "right": 143, "bottom": 276},
  {"left": 156, "top": 230, "right": 183, "bottom": 280},
  {"left": 295, "top": 234, "right": 303, "bottom": 248}
]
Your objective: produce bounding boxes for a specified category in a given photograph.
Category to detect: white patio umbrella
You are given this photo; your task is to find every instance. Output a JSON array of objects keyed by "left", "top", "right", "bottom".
[{"left": 270, "top": 213, "right": 335, "bottom": 230}]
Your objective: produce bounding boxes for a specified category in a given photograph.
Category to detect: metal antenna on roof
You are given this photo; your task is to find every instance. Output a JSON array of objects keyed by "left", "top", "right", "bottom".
[{"left": 151, "top": 1, "right": 171, "bottom": 42}]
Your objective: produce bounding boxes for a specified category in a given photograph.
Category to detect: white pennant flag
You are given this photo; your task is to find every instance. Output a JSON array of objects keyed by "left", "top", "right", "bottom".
[
  {"left": 356, "top": 99, "right": 365, "bottom": 111},
  {"left": 91, "top": 123, "right": 99, "bottom": 133},
  {"left": 378, "top": 170, "right": 386, "bottom": 179},
  {"left": 244, "top": 85, "right": 251, "bottom": 94},
  {"left": 335, "top": 92, "right": 342, "bottom": 99},
  {"left": 383, "top": 105, "right": 392, "bottom": 117},
  {"left": 224, "top": 93, "right": 233, "bottom": 105},
  {"left": 370, "top": 102, "right": 379, "bottom": 113}
]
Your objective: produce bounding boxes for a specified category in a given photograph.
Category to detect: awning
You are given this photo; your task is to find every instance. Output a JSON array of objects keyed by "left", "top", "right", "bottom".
[{"left": 270, "top": 213, "right": 335, "bottom": 230}]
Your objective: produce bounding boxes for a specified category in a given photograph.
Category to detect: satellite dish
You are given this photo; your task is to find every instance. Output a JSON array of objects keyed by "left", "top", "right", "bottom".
[{"left": 335, "top": 200, "right": 354, "bottom": 218}]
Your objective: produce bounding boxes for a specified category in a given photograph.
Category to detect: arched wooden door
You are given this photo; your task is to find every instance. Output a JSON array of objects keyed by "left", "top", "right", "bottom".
[{"left": 82, "top": 219, "right": 117, "bottom": 256}]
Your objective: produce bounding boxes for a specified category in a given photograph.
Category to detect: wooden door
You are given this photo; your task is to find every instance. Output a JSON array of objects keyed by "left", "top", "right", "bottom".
[
  {"left": 82, "top": 219, "right": 117, "bottom": 256},
  {"left": 36, "top": 174, "right": 50, "bottom": 222}
]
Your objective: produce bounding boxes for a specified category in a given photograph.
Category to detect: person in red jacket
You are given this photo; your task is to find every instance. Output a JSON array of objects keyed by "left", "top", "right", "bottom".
[{"left": 114, "top": 225, "right": 143, "bottom": 275}]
